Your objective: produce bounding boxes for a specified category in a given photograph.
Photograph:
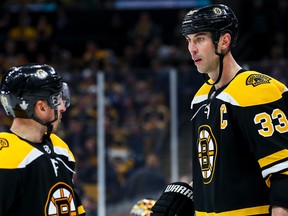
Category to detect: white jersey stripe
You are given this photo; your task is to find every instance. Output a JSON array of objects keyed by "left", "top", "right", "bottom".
[
  {"left": 17, "top": 148, "right": 43, "bottom": 168},
  {"left": 262, "top": 160, "right": 288, "bottom": 178}
]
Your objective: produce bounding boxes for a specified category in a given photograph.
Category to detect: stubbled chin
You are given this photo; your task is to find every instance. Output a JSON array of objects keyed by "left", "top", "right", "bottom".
[
  {"left": 52, "top": 122, "right": 60, "bottom": 133},
  {"left": 196, "top": 66, "right": 205, "bottom": 74}
]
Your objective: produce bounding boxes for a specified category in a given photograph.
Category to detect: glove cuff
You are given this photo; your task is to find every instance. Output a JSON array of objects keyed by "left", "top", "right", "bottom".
[{"left": 151, "top": 181, "right": 195, "bottom": 215}]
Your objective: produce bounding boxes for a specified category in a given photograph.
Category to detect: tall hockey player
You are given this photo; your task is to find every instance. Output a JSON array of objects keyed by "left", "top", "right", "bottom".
[
  {"left": 183, "top": 3, "right": 288, "bottom": 216},
  {"left": 0, "top": 64, "right": 86, "bottom": 215},
  {"left": 152, "top": 3, "right": 288, "bottom": 216}
]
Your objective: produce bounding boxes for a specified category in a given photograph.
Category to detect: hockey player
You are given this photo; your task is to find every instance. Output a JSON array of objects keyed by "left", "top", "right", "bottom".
[
  {"left": 0, "top": 64, "right": 86, "bottom": 215},
  {"left": 152, "top": 4, "right": 288, "bottom": 215}
]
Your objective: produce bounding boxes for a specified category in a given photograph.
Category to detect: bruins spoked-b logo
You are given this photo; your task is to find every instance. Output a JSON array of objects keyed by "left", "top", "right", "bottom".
[
  {"left": 45, "top": 182, "right": 77, "bottom": 216},
  {"left": 197, "top": 125, "right": 217, "bottom": 184}
]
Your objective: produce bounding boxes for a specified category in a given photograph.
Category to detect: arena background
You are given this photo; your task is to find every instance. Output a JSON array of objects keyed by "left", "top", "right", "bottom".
[{"left": 0, "top": 0, "right": 287, "bottom": 215}]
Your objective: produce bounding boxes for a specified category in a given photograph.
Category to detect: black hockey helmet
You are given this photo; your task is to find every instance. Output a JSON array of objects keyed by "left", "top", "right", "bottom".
[
  {"left": 182, "top": 4, "right": 239, "bottom": 48},
  {"left": 0, "top": 64, "right": 70, "bottom": 120}
]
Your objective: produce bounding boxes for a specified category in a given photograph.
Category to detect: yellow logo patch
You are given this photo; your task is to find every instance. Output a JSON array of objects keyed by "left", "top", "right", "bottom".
[
  {"left": 246, "top": 74, "right": 271, "bottom": 87},
  {"left": 0, "top": 138, "right": 9, "bottom": 150}
]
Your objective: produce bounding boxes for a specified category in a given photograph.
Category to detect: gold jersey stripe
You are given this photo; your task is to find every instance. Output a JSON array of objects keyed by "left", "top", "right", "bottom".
[
  {"left": 196, "top": 205, "right": 269, "bottom": 216},
  {"left": 282, "top": 170, "right": 288, "bottom": 175},
  {"left": 78, "top": 205, "right": 86, "bottom": 214},
  {"left": 258, "top": 149, "right": 288, "bottom": 168}
]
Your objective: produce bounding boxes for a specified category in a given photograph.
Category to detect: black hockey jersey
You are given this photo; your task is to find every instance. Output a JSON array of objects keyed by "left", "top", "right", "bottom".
[
  {"left": 0, "top": 132, "right": 86, "bottom": 216},
  {"left": 191, "top": 70, "right": 288, "bottom": 215}
]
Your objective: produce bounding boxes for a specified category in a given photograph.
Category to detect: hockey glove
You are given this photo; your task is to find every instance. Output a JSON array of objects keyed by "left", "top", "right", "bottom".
[{"left": 151, "top": 181, "right": 195, "bottom": 216}]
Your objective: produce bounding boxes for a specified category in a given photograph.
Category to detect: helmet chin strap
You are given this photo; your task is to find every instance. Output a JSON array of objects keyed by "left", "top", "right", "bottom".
[
  {"left": 203, "top": 52, "right": 224, "bottom": 86},
  {"left": 32, "top": 109, "right": 58, "bottom": 138},
  {"left": 203, "top": 32, "right": 230, "bottom": 86}
]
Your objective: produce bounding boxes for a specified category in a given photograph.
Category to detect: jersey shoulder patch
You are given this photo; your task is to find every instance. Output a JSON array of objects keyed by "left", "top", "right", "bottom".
[
  {"left": 0, "top": 132, "right": 40, "bottom": 169},
  {"left": 220, "top": 71, "right": 287, "bottom": 107}
]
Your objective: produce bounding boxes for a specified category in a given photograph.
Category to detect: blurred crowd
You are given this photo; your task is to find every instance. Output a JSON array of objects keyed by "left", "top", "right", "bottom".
[{"left": 1, "top": 0, "right": 288, "bottom": 215}]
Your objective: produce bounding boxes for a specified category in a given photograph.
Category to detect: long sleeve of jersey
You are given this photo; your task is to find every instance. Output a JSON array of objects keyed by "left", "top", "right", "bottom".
[
  {"left": 233, "top": 72, "right": 288, "bottom": 209},
  {"left": 0, "top": 132, "right": 86, "bottom": 216},
  {"left": 191, "top": 70, "right": 288, "bottom": 215}
]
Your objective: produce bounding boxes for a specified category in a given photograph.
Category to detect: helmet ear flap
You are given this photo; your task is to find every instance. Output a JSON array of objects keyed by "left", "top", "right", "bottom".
[
  {"left": 212, "top": 31, "right": 232, "bottom": 52},
  {"left": 0, "top": 93, "right": 15, "bottom": 117},
  {"left": 211, "top": 31, "right": 220, "bottom": 46}
]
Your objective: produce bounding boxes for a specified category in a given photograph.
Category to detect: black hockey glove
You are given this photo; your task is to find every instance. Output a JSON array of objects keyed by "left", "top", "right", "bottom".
[{"left": 151, "top": 181, "right": 195, "bottom": 216}]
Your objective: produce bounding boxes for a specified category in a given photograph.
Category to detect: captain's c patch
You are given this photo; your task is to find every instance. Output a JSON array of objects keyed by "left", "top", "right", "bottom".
[
  {"left": 246, "top": 74, "right": 271, "bottom": 87},
  {"left": 0, "top": 138, "right": 9, "bottom": 150}
]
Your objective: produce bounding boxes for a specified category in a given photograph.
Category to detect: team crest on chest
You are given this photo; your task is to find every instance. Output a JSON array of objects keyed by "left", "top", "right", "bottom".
[
  {"left": 45, "top": 182, "right": 77, "bottom": 216},
  {"left": 197, "top": 125, "right": 217, "bottom": 184}
]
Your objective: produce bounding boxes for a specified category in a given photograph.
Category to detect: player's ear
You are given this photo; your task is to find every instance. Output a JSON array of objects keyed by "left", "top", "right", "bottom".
[
  {"left": 220, "top": 33, "right": 231, "bottom": 50},
  {"left": 34, "top": 100, "right": 47, "bottom": 113}
]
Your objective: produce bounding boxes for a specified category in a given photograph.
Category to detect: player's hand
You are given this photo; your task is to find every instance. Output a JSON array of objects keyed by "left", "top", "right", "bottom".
[{"left": 151, "top": 181, "right": 195, "bottom": 216}]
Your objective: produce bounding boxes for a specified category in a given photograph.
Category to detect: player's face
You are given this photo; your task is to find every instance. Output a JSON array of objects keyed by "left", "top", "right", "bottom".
[
  {"left": 51, "top": 84, "right": 70, "bottom": 132},
  {"left": 51, "top": 96, "right": 66, "bottom": 132},
  {"left": 185, "top": 32, "right": 219, "bottom": 77}
]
